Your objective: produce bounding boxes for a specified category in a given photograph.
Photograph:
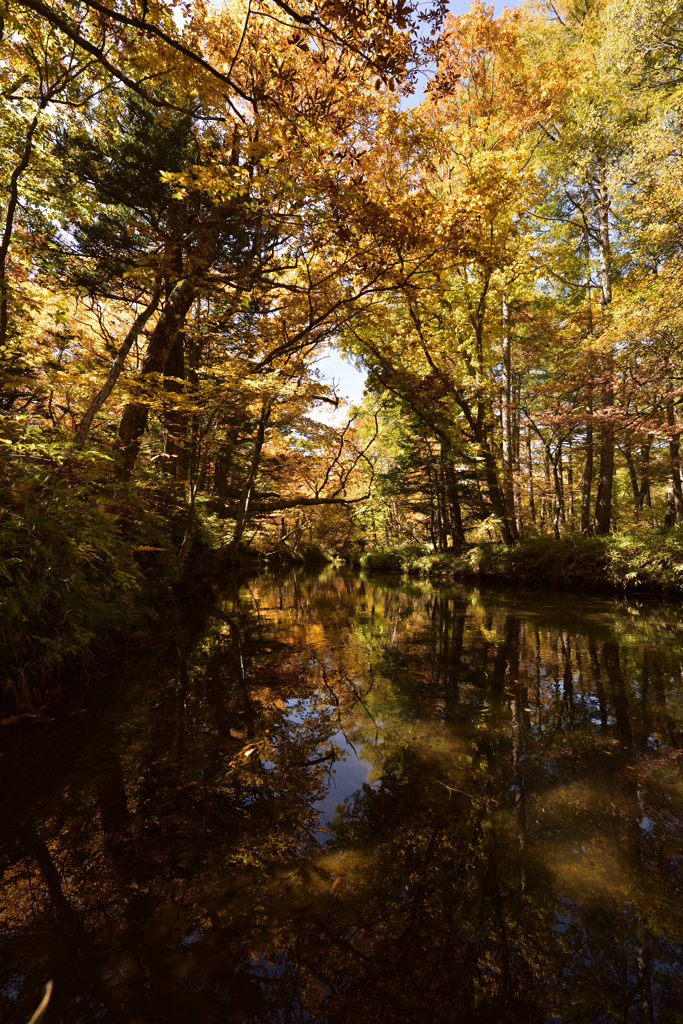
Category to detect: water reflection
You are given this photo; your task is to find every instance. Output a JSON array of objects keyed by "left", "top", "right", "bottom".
[{"left": 2, "top": 568, "right": 683, "bottom": 1022}]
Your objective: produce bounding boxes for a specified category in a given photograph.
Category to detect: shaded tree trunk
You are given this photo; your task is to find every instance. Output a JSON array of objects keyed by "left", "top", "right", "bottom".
[
  {"left": 526, "top": 425, "right": 536, "bottom": 524},
  {"left": 115, "top": 212, "right": 225, "bottom": 477},
  {"left": 567, "top": 439, "right": 575, "bottom": 528},
  {"left": 501, "top": 294, "right": 516, "bottom": 530},
  {"left": 227, "top": 401, "right": 271, "bottom": 552},
  {"left": 0, "top": 93, "right": 52, "bottom": 347},
  {"left": 640, "top": 436, "right": 652, "bottom": 509},
  {"left": 581, "top": 407, "right": 594, "bottom": 532},
  {"left": 553, "top": 440, "right": 566, "bottom": 535},
  {"left": 456, "top": 393, "right": 516, "bottom": 544},
  {"left": 623, "top": 443, "right": 641, "bottom": 520},
  {"left": 74, "top": 283, "right": 161, "bottom": 446},
  {"left": 444, "top": 451, "right": 465, "bottom": 547},
  {"left": 581, "top": 222, "right": 594, "bottom": 533},
  {"left": 667, "top": 400, "right": 683, "bottom": 525},
  {"left": 161, "top": 328, "right": 189, "bottom": 480},
  {"left": 593, "top": 181, "right": 614, "bottom": 535},
  {"left": 513, "top": 375, "right": 522, "bottom": 536}
]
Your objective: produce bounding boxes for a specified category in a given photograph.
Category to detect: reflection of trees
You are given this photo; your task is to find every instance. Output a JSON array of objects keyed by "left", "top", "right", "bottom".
[{"left": 1, "top": 571, "right": 683, "bottom": 1021}]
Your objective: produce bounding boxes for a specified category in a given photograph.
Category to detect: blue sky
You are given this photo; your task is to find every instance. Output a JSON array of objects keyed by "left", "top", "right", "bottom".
[{"left": 314, "top": 347, "right": 367, "bottom": 411}]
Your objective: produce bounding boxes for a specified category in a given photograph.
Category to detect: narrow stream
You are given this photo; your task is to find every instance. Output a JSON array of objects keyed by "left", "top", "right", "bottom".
[{"left": 2, "top": 568, "right": 683, "bottom": 1023}]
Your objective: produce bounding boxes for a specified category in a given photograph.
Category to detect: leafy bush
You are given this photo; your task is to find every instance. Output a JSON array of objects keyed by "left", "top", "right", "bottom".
[
  {"left": 359, "top": 530, "right": 683, "bottom": 595},
  {"left": 359, "top": 544, "right": 429, "bottom": 573},
  {"left": 0, "top": 464, "right": 182, "bottom": 700}
]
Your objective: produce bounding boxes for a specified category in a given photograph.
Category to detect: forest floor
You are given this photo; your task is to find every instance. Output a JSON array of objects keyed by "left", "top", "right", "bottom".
[{"left": 358, "top": 530, "right": 683, "bottom": 595}]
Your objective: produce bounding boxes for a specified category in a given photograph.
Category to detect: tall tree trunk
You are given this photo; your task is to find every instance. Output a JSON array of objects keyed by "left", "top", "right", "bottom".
[
  {"left": 542, "top": 446, "right": 551, "bottom": 531},
  {"left": 443, "top": 448, "right": 465, "bottom": 547},
  {"left": 214, "top": 410, "right": 249, "bottom": 501},
  {"left": 483, "top": 442, "right": 515, "bottom": 545},
  {"left": 513, "top": 375, "right": 522, "bottom": 536},
  {"left": 623, "top": 443, "right": 641, "bottom": 519},
  {"left": 455, "top": 394, "right": 515, "bottom": 544},
  {"left": 161, "top": 328, "right": 189, "bottom": 481},
  {"left": 427, "top": 463, "right": 437, "bottom": 548},
  {"left": 0, "top": 94, "right": 51, "bottom": 348},
  {"left": 552, "top": 441, "right": 565, "bottom": 537},
  {"left": 581, "top": 222, "right": 595, "bottom": 533},
  {"left": 74, "top": 284, "right": 161, "bottom": 446},
  {"left": 438, "top": 451, "right": 449, "bottom": 551},
  {"left": 593, "top": 179, "right": 614, "bottom": 535},
  {"left": 526, "top": 425, "right": 536, "bottom": 524},
  {"left": 667, "top": 400, "right": 683, "bottom": 525},
  {"left": 581, "top": 405, "right": 594, "bottom": 532},
  {"left": 501, "top": 294, "right": 517, "bottom": 532},
  {"left": 449, "top": 481, "right": 465, "bottom": 548},
  {"left": 115, "top": 213, "right": 224, "bottom": 477},
  {"left": 227, "top": 401, "right": 271, "bottom": 552},
  {"left": 640, "top": 436, "right": 652, "bottom": 510},
  {"left": 115, "top": 277, "right": 198, "bottom": 476},
  {"left": 567, "top": 438, "right": 575, "bottom": 528}
]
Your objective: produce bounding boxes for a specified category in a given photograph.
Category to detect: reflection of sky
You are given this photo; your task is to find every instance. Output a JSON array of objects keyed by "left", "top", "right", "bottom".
[
  {"left": 314, "top": 729, "right": 372, "bottom": 825},
  {"left": 282, "top": 696, "right": 374, "bottom": 839}
]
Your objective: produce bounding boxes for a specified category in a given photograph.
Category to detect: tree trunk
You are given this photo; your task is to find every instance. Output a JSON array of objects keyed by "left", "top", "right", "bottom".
[
  {"left": 0, "top": 94, "right": 51, "bottom": 348},
  {"left": 593, "top": 380, "right": 615, "bottom": 534},
  {"left": 640, "top": 436, "right": 652, "bottom": 510},
  {"left": 667, "top": 400, "right": 683, "bottom": 525},
  {"left": 161, "top": 328, "right": 189, "bottom": 480},
  {"left": 526, "top": 425, "right": 536, "bottom": 524},
  {"left": 227, "top": 401, "right": 271, "bottom": 552},
  {"left": 567, "top": 439, "right": 575, "bottom": 528},
  {"left": 452, "top": 391, "right": 516, "bottom": 544},
  {"left": 501, "top": 294, "right": 516, "bottom": 531},
  {"left": 444, "top": 450, "right": 466, "bottom": 547},
  {"left": 581, "top": 221, "right": 595, "bottom": 533},
  {"left": 540, "top": 447, "right": 549, "bottom": 530},
  {"left": 623, "top": 443, "right": 641, "bottom": 519},
  {"left": 214, "top": 411, "right": 249, "bottom": 501},
  {"left": 593, "top": 180, "right": 614, "bottom": 535},
  {"left": 115, "top": 212, "right": 224, "bottom": 477},
  {"left": 581, "top": 402, "right": 594, "bottom": 532},
  {"left": 551, "top": 441, "right": 565, "bottom": 537},
  {"left": 484, "top": 443, "right": 515, "bottom": 545},
  {"left": 513, "top": 375, "right": 522, "bottom": 537},
  {"left": 427, "top": 463, "right": 437, "bottom": 548},
  {"left": 115, "top": 277, "right": 198, "bottom": 476},
  {"left": 74, "top": 285, "right": 161, "bottom": 446},
  {"left": 437, "top": 453, "right": 449, "bottom": 551}
]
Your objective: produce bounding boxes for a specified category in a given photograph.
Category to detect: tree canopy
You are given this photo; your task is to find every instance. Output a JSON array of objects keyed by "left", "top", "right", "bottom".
[{"left": 3, "top": 0, "right": 683, "bottom": 685}]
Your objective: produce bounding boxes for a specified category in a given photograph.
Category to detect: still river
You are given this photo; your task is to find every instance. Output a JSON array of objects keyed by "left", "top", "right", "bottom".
[{"left": 2, "top": 568, "right": 683, "bottom": 1023}]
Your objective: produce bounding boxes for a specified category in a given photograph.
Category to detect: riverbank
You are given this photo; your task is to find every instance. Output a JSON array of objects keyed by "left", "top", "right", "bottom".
[
  {"left": 0, "top": 467, "right": 331, "bottom": 702},
  {"left": 0, "top": 473, "right": 187, "bottom": 701},
  {"left": 359, "top": 530, "right": 683, "bottom": 595}
]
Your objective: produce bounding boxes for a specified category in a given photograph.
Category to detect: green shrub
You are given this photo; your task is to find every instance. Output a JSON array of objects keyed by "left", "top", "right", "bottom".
[
  {"left": 359, "top": 531, "right": 683, "bottom": 595},
  {"left": 359, "top": 544, "right": 429, "bottom": 573},
  {"left": 0, "top": 468, "right": 181, "bottom": 700}
]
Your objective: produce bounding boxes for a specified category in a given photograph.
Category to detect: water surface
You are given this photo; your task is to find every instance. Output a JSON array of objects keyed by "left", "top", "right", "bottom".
[{"left": 2, "top": 568, "right": 683, "bottom": 1023}]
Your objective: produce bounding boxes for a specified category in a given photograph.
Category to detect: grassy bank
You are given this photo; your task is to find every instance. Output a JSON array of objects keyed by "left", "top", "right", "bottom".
[{"left": 359, "top": 531, "right": 683, "bottom": 595}]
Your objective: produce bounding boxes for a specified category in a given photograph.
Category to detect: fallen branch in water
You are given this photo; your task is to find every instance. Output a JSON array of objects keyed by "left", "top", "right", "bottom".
[{"left": 27, "top": 981, "right": 53, "bottom": 1024}]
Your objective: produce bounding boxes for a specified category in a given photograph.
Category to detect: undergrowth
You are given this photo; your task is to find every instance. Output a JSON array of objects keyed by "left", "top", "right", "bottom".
[
  {"left": 359, "top": 530, "right": 683, "bottom": 595},
  {"left": 0, "top": 461, "right": 185, "bottom": 701}
]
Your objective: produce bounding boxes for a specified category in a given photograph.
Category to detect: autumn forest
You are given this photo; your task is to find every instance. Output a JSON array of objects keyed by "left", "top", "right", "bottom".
[
  {"left": 5, "top": 2, "right": 683, "bottom": 1021},
  {"left": 2, "top": 0, "right": 683, "bottom": 686}
]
